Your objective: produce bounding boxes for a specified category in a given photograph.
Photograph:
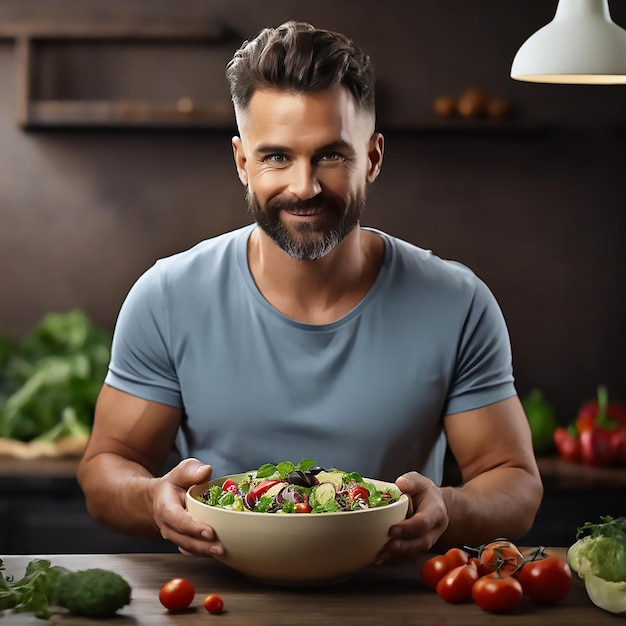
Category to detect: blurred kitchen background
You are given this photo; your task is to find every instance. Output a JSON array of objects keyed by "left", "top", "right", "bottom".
[{"left": 0, "top": 0, "right": 625, "bottom": 553}]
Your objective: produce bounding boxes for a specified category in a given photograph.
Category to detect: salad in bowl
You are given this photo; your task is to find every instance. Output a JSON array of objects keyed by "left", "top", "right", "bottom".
[
  {"left": 194, "top": 458, "right": 402, "bottom": 514},
  {"left": 185, "top": 459, "right": 410, "bottom": 585}
]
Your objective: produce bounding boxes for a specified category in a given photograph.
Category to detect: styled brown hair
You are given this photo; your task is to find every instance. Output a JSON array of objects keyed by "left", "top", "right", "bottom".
[{"left": 226, "top": 21, "right": 375, "bottom": 115}]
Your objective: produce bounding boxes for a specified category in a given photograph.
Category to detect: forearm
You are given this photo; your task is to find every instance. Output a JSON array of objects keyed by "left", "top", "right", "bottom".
[
  {"left": 77, "top": 452, "right": 162, "bottom": 539},
  {"left": 437, "top": 465, "right": 543, "bottom": 548}
]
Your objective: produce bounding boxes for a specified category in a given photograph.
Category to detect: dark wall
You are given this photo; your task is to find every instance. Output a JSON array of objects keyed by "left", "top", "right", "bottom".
[{"left": 1, "top": 1, "right": 625, "bottom": 421}]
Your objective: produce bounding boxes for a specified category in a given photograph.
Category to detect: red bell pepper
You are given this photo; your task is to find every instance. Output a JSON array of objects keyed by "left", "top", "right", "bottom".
[
  {"left": 579, "top": 428, "right": 615, "bottom": 467},
  {"left": 609, "top": 429, "right": 626, "bottom": 464},
  {"left": 553, "top": 425, "right": 581, "bottom": 463},
  {"left": 574, "top": 386, "right": 626, "bottom": 466},
  {"left": 576, "top": 386, "right": 626, "bottom": 434}
]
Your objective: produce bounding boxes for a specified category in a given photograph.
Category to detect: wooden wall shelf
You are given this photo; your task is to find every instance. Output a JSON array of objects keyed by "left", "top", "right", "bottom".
[
  {"left": 1, "top": 20, "right": 239, "bottom": 130},
  {"left": 23, "top": 99, "right": 234, "bottom": 130}
]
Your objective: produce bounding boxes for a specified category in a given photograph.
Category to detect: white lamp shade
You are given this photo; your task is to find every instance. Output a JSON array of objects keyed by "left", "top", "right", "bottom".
[{"left": 511, "top": 0, "right": 626, "bottom": 84}]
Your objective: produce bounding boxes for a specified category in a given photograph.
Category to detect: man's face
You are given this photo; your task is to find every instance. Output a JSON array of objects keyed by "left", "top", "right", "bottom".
[{"left": 232, "top": 86, "right": 383, "bottom": 260}]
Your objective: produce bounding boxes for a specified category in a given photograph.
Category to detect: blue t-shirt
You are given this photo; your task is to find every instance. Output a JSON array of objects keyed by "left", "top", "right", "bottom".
[{"left": 106, "top": 224, "right": 516, "bottom": 483}]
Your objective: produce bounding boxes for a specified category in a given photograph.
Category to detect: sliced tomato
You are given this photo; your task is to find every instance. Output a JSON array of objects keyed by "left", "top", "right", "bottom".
[
  {"left": 222, "top": 479, "right": 238, "bottom": 494},
  {"left": 349, "top": 485, "right": 370, "bottom": 502},
  {"left": 244, "top": 480, "right": 281, "bottom": 508}
]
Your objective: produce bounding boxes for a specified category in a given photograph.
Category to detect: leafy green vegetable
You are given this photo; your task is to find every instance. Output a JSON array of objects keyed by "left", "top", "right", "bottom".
[
  {"left": 567, "top": 516, "right": 626, "bottom": 615},
  {"left": 0, "top": 558, "right": 131, "bottom": 619},
  {"left": 568, "top": 516, "right": 626, "bottom": 582},
  {"left": 257, "top": 458, "right": 316, "bottom": 479},
  {"left": 0, "top": 558, "right": 69, "bottom": 618},
  {"left": 0, "top": 310, "right": 111, "bottom": 442}
]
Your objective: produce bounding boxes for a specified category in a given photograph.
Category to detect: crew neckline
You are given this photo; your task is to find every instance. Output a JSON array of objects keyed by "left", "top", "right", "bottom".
[{"left": 236, "top": 224, "right": 392, "bottom": 330}]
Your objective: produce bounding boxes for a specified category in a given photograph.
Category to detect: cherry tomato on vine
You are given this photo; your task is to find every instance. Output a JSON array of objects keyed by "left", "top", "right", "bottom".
[
  {"left": 159, "top": 578, "right": 195, "bottom": 612},
  {"left": 477, "top": 540, "right": 523, "bottom": 577},
  {"left": 203, "top": 593, "right": 224, "bottom": 614},
  {"left": 472, "top": 572, "right": 523, "bottom": 613},
  {"left": 420, "top": 548, "right": 470, "bottom": 589},
  {"left": 516, "top": 552, "right": 572, "bottom": 604},
  {"left": 435, "top": 561, "right": 478, "bottom": 603}
]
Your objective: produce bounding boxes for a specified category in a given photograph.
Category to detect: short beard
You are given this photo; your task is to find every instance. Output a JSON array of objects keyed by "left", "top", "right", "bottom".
[{"left": 246, "top": 189, "right": 366, "bottom": 260}]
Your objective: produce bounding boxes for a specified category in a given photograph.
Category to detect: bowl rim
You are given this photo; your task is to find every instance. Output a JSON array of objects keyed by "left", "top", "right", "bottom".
[{"left": 186, "top": 472, "right": 410, "bottom": 518}]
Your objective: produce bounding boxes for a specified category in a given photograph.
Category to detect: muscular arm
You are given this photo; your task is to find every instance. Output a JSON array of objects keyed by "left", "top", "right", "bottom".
[
  {"left": 382, "top": 396, "right": 543, "bottom": 560},
  {"left": 77, "top": 384, "right": 186, "bottom": 538},
  {"left": 438, "top": 395, "right": 543, "bottom": 546}
]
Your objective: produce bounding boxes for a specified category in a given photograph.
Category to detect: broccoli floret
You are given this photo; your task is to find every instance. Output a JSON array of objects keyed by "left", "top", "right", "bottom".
[{"left": 51, "top": 568, "right": 131, "bottom": 618}]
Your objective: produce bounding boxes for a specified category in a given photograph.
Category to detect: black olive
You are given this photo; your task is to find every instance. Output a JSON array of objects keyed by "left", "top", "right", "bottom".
[
  {"left": 286, "top": 470, "right": 310, "bottom": 487},
  {"left": 308, "top": 466, "right": 326, "bottom": 475}
]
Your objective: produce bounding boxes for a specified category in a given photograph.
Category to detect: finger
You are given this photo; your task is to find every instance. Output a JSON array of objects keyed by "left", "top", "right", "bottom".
[{"left": 173, "top": 457, "right": 213, "bottom": 487}]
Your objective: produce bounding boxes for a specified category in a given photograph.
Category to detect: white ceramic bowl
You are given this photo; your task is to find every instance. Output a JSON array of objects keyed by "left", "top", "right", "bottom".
[{"left": 186, "top": 472, "right": 409, "bottom": 585}]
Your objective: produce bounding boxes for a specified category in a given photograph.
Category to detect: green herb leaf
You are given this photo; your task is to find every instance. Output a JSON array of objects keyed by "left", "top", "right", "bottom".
[{"left": 256, "top": 463, "right": 277, "bottom": 478}]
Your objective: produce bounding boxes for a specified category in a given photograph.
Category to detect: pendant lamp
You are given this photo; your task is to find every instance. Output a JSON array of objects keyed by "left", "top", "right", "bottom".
[{"left": 511, "top": 0, "right": 626, "bottom": 84}]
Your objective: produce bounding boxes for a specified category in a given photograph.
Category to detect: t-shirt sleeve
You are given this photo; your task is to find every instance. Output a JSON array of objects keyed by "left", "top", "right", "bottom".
[
  {"left": 105, "top": 263, "right": 182, "bottom": 408},
  {"left": 442, "top": 276, "right": 517, "bottom": 416}
]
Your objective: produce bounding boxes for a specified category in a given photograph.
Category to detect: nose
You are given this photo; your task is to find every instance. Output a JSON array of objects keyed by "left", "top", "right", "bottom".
[{"left": 287, "top": 160, "right": 321, "bottom": 200}]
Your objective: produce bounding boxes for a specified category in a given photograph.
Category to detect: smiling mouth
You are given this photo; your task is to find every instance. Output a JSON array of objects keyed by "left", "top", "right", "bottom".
[{"left": 284, "top": 207, "right": 325, "bottom": 217}]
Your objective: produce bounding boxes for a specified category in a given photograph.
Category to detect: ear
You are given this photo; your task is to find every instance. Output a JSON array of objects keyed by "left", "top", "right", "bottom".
[
  {"left": 366, "top": 132, "right": 384, "bottom": 184},
  {"left": 232, "top": 136, "right": 248, "bottom": 186}
]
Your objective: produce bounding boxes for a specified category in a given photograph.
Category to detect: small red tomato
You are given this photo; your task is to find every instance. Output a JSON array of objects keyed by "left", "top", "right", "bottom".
[
  {"left": 420, "top": 548, "right": 470, "bottom": 589},
  {"left": 159, "top": 577, "right": 195, "bottom": 612},
  {"left": 472, "top": 572, "right": 523, "bottom": 613},
  {"left": 203, "top": 593, "right": 224, "bottom": 614},
  {"left": 477, "top": 540, "right": 524, "bottom": 577},
  {"left": 294, "top": 502, "right": 312, "bottom": 513},
  {"left": 435, "top": 562, "right": 478, "bottom": 603},
  {"left": 516, "top": 553, "right": 572, "bottom": 604},
  {"left": 222, "top": 479, "right": 238, "bottom": 493}
]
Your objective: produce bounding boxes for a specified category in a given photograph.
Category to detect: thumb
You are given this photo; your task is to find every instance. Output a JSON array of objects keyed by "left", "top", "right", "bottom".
[
  {"left": 395, "top": 470, "right": 428, "bottom": 495},
  {"left": 177, "top": 457, "right": 213, "bottom": 485}
]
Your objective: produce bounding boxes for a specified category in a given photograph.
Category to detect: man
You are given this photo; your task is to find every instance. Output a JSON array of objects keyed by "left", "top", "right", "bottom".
[{"left": 78, "top": 21, "right": 542, "bottom": 561}]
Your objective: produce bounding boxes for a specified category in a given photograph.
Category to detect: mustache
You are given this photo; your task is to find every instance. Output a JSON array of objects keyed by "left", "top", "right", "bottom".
[{"left": 267, "top": 194, "right": 344, "bottom": 213}]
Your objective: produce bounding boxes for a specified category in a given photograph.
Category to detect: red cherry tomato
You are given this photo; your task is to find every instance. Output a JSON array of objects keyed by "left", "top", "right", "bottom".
[
  {"left": 472, "top": 572, "right": 523, "bottom": 613},
  {"left": 516, "top": 552, "right": 572, "bottom": 604},
  {"left": 222, "top": 479, "right": 238, "bottom": 493},
  {"left": 294, "top": 502, "right": 313, "bottom": 513},
  {"left": 435, "top": 561, "right": 478, "bottom": 603},
  {"left": 477, "top": 540, "right": 523, "bottom": 577},
  {"left": 159, "top": 578, "right": 195, "bottom": 612},
  {"left": 420, "top": 548, "right": 470, "bottom": 589},
  {"left": 203, "top": 593, "right": 224, "bottom": 614}
]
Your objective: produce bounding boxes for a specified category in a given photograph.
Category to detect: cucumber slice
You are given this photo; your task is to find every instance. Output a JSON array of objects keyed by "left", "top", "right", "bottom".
[
  {"left": 314, "top": 482, "right": 337, "bottom": 506},
  {"left": 314, "top": 471, "right": 343, "bottom": 490}
]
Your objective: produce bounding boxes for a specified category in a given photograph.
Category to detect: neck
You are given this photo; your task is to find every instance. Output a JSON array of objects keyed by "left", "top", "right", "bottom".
[{"left": 247, "top": 225, "right": 384, "bottom": 324}]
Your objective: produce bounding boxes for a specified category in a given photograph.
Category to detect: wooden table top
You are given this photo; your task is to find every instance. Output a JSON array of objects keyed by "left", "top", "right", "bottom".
[{"left": 0, "top": 550, "right": 620, "bottom": 625}]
